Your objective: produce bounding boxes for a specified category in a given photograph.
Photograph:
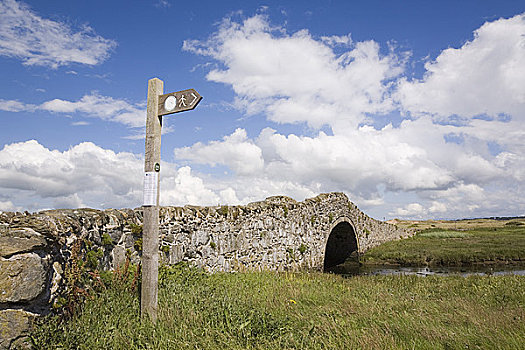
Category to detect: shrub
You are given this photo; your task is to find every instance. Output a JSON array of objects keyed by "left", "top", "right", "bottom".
[
  {"left": 298, "top": 243, "right": 307, "bottom": 254},
  {"left": 130, "top": 223, "right": 143, "bottom": 235},
  {"left": 134, "top": 238, "right": 143, "bottom": 252},
  {"left": 505, "top": 221, "right": 524, "bottom": 227},
  {"left": 101, "top": 233, "right": 113, "bottom": 246},
  {"left": 217, "top": 206, "right": 229, "bottom": 217},
  {"left": 86, "top": 249, "right": 104, "bottom": 270}
]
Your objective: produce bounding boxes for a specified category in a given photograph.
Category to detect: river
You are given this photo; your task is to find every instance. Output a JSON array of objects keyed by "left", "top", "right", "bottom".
[{"left": 330, "top": 261, "right": 525, "bottom": 277}]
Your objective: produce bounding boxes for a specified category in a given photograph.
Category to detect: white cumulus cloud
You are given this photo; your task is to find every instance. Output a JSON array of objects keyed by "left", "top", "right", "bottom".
[
  {"left": 396, "top": 13, "right": 525, "bottom": 121},
  {"left": 0, "top": 200, "right": 20, "bottom": 212},
  {"left": 174, "top": 128, "right": 264, "bottom": 175},
  {"left": 161, "top": 166, "right": 220, "bottom": 206},
  {"left": 0, "top": 140, "right": 260, "bottom": 211},
  {"left": 40, "top": 93, "right": 145, "bottom": 127},
  {"left": 0, "top": 140, "right": 143, "bottom": 209},
  {"left": 184, "top": 14, "right": 405, "bottom": 130},
  {"left": 3, "top": 12, "right": 525, "bottom": 220},
  {"left": 0, "top": 99, "right": 36, "bottom": 112},
  {"left": 176, "top": 13, "right": 525, "bottom": 219},
  {"left": 1, "top": 93, "right": 146, "bottom": 128},
  {"left": 0, "top": 0, "right": 116, "bottom": 68}
]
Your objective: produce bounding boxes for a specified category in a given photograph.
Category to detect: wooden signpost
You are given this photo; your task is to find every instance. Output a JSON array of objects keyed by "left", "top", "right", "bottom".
[{"left": 142, "top": 78, "right": 202, "bottom": 322}]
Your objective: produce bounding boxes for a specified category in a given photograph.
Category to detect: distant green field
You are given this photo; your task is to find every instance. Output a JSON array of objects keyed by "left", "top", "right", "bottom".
[
  {"left": 32, "top": 264, "right": 525, "bottom": 350},
  {"left": 390, "top": 217, "right": 525, "bottom": 231},
  {"left": 362, "top": 225, "right": 525, "bottom": 266},
  {"left": 417, "top": 230, "right": 472, "bottom": 238}
]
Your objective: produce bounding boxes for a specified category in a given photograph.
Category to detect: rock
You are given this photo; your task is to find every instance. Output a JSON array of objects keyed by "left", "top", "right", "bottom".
[
  {"left": 8, "top": 215, "right": 56, "bottom": 238},
  {"left": 49, "top": 261, "right": 63, "bottom": 298},
  {"left": 0, "top": 253, "right": 47, "bottom": 303},
  {"left": 194, "top": 230, "right": 209, "bottom": 246},
  {"left": 169, "top": 244, "right": 184, "bottom": 264},
  {"left": 0, "top": 228, "right": 47, "bottom": 258},
  {"left": 112, "top": 245, "right": 127, "bottom": 268},
  {"left": 0, "top": 309, "right": 36, "bottom": 350},
  {"left": 8, "top": 336, "right": 32, "bottom": 350}
]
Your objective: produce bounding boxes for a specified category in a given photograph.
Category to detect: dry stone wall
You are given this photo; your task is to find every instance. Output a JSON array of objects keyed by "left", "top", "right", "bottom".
[
  {"left": 0, "top": 192, "right": 411, "bottom": 348},
  {"left": 158, "top": 193, "right": 411, "bottom": 272}
]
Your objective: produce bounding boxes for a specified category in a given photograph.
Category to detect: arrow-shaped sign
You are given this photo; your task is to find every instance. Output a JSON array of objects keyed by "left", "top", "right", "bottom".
[{"left": 157, "top": 88, "right": 202, "bottom": 116}]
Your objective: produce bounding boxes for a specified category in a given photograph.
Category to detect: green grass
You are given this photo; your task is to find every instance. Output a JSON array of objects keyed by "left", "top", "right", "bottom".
[
  {"left": 390, "top": 218, "right": 525, "bottom": 231},
  {"left": 418, "top": 230, "right": 472, "bottom": 239},
  {"left": 31, "top": 264, "right": 525, "bottom": 349},
  {"left": 362, "top": 226, "right": 525, "bottom": 266}
]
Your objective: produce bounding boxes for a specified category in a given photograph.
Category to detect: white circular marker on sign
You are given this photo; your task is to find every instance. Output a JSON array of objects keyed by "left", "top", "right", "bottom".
[{"left": 164, "top": 95, "right": 176, "bottom": 111}]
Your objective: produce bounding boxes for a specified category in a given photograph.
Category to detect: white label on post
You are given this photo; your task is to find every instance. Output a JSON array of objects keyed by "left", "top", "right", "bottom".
[{"left": 143, "top": 172, "right": 158, "bottom": 206}]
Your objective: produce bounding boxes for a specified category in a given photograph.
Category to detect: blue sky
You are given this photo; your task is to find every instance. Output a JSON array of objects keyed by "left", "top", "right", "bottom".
[{"left": 1, "top": 0, "right": 524, "bottom": 219}]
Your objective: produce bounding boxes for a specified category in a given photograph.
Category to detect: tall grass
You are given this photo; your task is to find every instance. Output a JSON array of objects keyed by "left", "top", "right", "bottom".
[{"left": 31, "top": 264, "right": 525, "bottom": 349}]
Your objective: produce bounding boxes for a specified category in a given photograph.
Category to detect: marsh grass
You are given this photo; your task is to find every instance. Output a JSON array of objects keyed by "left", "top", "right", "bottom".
[
  {"left": 362, "top": 226, "right": 525, "bottom": 266},
  {"left": 31, "top": 264, "right": 525, "bottom": 349},
  {"left": 392, "top": 217, "right": 525, "bottom": 231},
  {"left": 418, "top": 230, "right": 472, "bottom": 238}
]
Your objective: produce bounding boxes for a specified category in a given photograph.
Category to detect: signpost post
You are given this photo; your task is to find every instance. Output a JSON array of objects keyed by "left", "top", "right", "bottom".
[{"left": 142, "top": 78, "right": 202, "bottom": 322}]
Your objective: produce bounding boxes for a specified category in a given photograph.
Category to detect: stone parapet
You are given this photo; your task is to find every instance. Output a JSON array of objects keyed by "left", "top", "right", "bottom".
[{"left": 0, "top": 192, "right": 411, "bottom": 349}]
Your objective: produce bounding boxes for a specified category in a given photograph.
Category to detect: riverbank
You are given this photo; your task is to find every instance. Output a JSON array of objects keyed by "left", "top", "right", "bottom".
[
  {"left": 361, "top": 221, "right": 525, "bottom": 267},
  {"left": 31, "top": 264, "right": 524, "bottom": 349}
]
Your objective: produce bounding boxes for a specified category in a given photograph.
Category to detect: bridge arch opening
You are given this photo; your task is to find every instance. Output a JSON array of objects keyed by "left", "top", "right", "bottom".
[{"left": 323, "top": 220, "right": 359, "bottom": 272}]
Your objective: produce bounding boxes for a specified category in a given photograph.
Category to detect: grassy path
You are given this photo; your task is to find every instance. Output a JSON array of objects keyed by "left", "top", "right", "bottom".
[{"left": 32, "top": 265, "right": 525, "bottom": 349}]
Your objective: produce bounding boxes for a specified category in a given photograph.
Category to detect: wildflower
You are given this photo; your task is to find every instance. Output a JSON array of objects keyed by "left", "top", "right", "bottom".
[{"left": 289, "top": 299, "right": 297, "bottom": 304}]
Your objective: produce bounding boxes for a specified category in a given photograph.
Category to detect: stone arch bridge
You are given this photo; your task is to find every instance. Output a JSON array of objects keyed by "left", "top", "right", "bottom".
[
  {"left": 1, "top": 192, "right": 411, "bottom": 277},
  {"left": 1, "top": 192, "right": 413, "bottom": 346},
  {"left": 153, "top": 192, "right": 412, "bottom": 272}
]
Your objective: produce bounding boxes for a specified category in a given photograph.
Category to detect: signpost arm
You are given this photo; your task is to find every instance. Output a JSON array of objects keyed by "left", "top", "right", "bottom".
[{"left": 142, "top": 77, "right": 163, "bottom": 322}]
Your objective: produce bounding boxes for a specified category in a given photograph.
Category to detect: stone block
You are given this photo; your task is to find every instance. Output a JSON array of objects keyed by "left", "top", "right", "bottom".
[
  {"left": 0, "top": 228, "right": 47, "bottom": 258},
  {"left": 0, "top": 309, "right": 36, "bottom": 350},
  {"left": 112, "top": 245, "right": 127, "bottom": 269},
  {"left": 0, "top": 253, "right": 46, "bottom": 303},
  {"left": 169, "top": 244, "right": 184, "bottom": 264}
]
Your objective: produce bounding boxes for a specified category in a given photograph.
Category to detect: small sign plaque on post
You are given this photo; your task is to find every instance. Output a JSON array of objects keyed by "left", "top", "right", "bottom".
[{"left": 143, "top": 172, "right": 158, "bottom": 206}]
